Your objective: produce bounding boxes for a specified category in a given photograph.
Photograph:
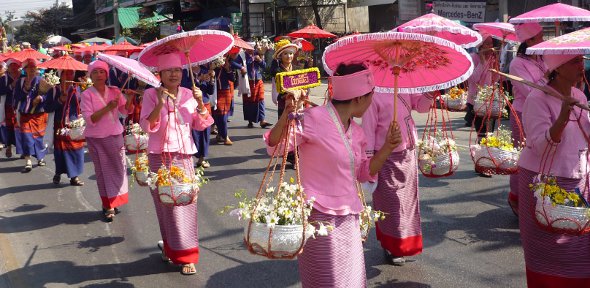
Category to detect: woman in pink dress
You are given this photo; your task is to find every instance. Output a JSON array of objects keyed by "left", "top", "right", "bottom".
[
  {"left": 80, "top": 60, "right": 133, "bottom": 222},
  {"left": 265, "top": 63, "right": 402, "bottom": 287},
  {"left": 362, "top": 90, "right": 433, "bottom": 265},
  {"left": 507, "top": 23, "right": 546, "bottom": 216},
  {"left": 518, "top": 54, "right": 590, "bottom": 287},
  {"left": 140, "top": 53, "right": 213, "bottom": 276}
]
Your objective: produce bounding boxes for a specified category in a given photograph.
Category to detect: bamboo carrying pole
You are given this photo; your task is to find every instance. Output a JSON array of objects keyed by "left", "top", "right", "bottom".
[{"left": 489, "top": 69, "right": 590, "bottom": 112}]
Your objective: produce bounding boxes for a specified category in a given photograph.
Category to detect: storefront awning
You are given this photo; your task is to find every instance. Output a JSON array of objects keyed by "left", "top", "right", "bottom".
[{"left": 118, "top": 7, "right": 169, "bottom": 29}]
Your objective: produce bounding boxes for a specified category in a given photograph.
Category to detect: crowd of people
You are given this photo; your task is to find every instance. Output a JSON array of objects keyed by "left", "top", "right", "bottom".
[{"left": 0, "top": 17, "right": 589, "bottom": 287}]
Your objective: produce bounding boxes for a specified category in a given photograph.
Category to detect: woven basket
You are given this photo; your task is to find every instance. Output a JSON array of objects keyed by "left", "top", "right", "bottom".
[
  {"left": 419, "top": 151, "right": 460, "bottom": 177},
  {"left": 471, "top": 145, "right": 519, "bottom": 174},
  {"left": 125, "top": 134, "right": 148, "bottom": 151},
  {"left": 157, "top": 184, "right": 199, "bottom": 206},
  {"left": 445, "top": 97, "right": 467, "bottom": 111},
  {"left": 245, "top": 223, "right": 313, "bottom": 258},
  {"left": 474, "top": 98, "right": 505, "bottom": 118},
  {"left": 67, "top": 126, "right": 85, "bottom": 140},
  {"left": 534, "top": 188, "right": 590, "bottom": 235},
  {"left": 135, "top": 171, "right": 149, "bottom": 187}
]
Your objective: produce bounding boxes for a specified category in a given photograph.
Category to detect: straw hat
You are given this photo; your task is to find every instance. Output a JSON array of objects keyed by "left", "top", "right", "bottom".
[{"left": 273, "top": 39, "right": 298, "bottom": 59}]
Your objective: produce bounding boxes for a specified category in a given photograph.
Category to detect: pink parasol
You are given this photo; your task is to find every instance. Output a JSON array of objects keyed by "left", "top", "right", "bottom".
[
  {"left": 509, "top": 3, "right": 590, "bottom": 36},
  {"left": 38, "top": 55, "right": 88, "bottom": 71},
  {"left": 287, "top": 24, "right": 337, "bottom": 39},
  {"left": 9, "top": 48, "right": 51, "bottom": 61},
  {"left": 395, "top": 13, "right": 482, "bottom": 48},
  {"left": 138, "top": 30, "right": 234, "bottom": 88},
  {"left": 323, "top": 32, "right": 473, "bottom": 120},
  {"left": 97, "top": 53, "right": 160, "bottom": 87},
  {"left": 509, "top": 3, "right": 590, "bottom": 24},
  {"left": 526, "top": 27, "right": 590, "bottom": 55},
  {"left": 472, "top": 22, "right": 518, "bottom": 43}
]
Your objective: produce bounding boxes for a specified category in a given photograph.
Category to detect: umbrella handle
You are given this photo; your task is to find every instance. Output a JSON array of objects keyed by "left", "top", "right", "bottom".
[
  {"left": 490, "top": 69, "right": 590, "bottom": 112},
  {"left": 185, "top": 52, "right": 197, "bottom": 90}
]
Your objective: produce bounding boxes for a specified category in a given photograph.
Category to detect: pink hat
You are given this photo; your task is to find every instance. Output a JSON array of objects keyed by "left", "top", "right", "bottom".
[
  {"left": 516, "top": 23, "right": 542, "bottom": 42},
  {"left": 88, "top": 60, "right": 109, "bottom": 77},
  {"left": 331, "top": 69, "right": 374, "bottom": 101},
  {"left": 158, "top": 53, "right": 182, "bottom": 72},
  {"left": 544, "top": 54, "right": 578, "bottom": 72}
]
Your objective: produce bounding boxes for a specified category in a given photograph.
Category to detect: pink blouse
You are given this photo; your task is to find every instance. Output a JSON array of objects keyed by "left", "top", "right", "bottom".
[
  {"left": 362, "top": 92, "right": 433, "bottom": 154},
  {"left": 518, "top": 86, "right": 590, "bottom": 179},
  {"left": 509, "top": 56, "right": 547, "bottom": 113},
  {"left": 263, "top": 105, "right": 376, "bottom": 216},
  {"left": 80, "top": 86, "right": 130, "bottom": 138},
  {"left": 140, "top": 87, "right": 214, "bottom": 155}
]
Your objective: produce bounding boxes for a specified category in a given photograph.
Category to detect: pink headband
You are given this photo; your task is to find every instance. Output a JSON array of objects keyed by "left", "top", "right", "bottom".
[
  {"left": 516, "top": 23, "right": 542, "bottom": 42},
  {"left": 544, "top": 54, "right": 578, "bottom": 72},
  {"left": 331, "top": 69, "right": 374, "bottom": 101},
  {"left": 158, "top": 53, "right": 182, "bottom": 72},
  {"left": 88, "top": 60, "right": 109, "bottom": 77}
]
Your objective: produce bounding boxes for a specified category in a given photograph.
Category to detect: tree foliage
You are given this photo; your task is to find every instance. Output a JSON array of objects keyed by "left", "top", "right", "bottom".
[
  {"left": 272, "top": 0, "right": 346, "bottom": 30},
  {"left": 14, "top": 3, "right": 73, "bottom": 45}
]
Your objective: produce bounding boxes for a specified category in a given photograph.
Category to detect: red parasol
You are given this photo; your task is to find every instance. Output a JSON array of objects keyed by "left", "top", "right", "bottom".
[
  {"left": 105, "top": 41, "right": 141, "bottom": 55},
  {"left": 293, "top": 38, "right": 315, "bottom": 52},
  {"left": 9, "top": 48, "right": 51, "bottom": 61},
  {"left": 71, "top": 43, "right": 87, "bottom": 49},
  {"left": 233, "top": 34, "right": 254, "bottom": 50},
  {"left": 287, "top": 24, "right": 337, "bottom": 39},
  {"left": 38, "top": 54, "right": 88, "bottom": 71},
  {"left": 51, "top": 45, "right": 72, "bottom": 52}
]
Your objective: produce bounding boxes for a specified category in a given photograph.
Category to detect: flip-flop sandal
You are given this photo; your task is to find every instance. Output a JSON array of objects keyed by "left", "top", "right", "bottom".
[
  {"left": 181, "top": 264, "right": 196, "bottom": 275},
  {"left": 21, "top": 165, "right": 32, "bottom": 173},
  {"left": 103, "top": 209, "right": 116, "bottom": 223},
  {"left": 157, "top": 241, "right": 171, "bottom": 262}
]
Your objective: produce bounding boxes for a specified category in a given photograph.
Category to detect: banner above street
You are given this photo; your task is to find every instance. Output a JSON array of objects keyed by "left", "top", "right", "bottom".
[{"left": 433, "top": 0, "right": 487, "bottom": 23}]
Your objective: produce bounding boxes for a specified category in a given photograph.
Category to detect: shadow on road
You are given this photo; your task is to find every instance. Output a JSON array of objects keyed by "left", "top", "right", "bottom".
[
  {"left": 80, "top": 280, "right": 136, "bottom": 288},
  {"left": 1, "top": 254, "right": 169, "bottom": 288},
  {"left": 206, "top": 259, "right": 299, "bottom": 288},
  {"left": 0, "top": 211, "right": 100, "bottom": 233},
  {"left": 372, "top": 279, "right": 432, "bottom": 287},
  {"left": 77, "top": 236, "right": 126, "bottom": 253},
  {"left": 0, "top": 183, "right": 56, "bottom": 197},
  {"left": 10, "top": 204, "right": 46, "bottom": 213}
]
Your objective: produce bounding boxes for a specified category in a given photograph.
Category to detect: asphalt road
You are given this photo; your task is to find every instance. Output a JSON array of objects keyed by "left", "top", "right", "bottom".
[{"left": 0, "top": 83, "right": 525, "bottom": 288}]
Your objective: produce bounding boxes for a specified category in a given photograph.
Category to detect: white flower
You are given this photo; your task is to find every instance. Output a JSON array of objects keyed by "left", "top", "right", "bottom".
[
  {"left": 317, "top": 222, "right": 329, "bottom": 236},
  {"left": 229, "top": 208, "right": 242, "bottom": 220}
]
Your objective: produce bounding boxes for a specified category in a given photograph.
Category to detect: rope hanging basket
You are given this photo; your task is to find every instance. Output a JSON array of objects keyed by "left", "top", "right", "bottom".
[
  {"left": 473, "top": 84, "right": 508, "bottom": 118},
  {"left": 532, "top": 176, "right": 590, "bottom": 236},
  {"left": 125, "top": 123, "right": 148, "bottom": 152},
  {"left": 470, "top": 143, "right": 520, "bottom": 175},
  {"left": 158, "top": 183, "right": 199, "bottom": 205},
  {"left": 442, "top": 86, "right": 467, "bottom": 112},
  {"left": 418, "top": 94, "right": 460, "bottom": 178},
  {"left": 127, "top": 153, "right": 153, "bottom": 187},
  {"left": 64, "top": 121, "right": 85, "bottom": 140},
  {"left": 242, "top": 113, "right": 313, "bottom": 259},
  {"left": 468, "top": 60, "right": 524, "bottom": 175}
]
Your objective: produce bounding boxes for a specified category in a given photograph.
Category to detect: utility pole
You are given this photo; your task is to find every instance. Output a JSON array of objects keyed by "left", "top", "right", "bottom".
[
  {"left": 499, "top": 0, "right": 508, "bottom": 22},
  {"left": 113, "top": 0, "right": 120, "bottom": 40}
]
